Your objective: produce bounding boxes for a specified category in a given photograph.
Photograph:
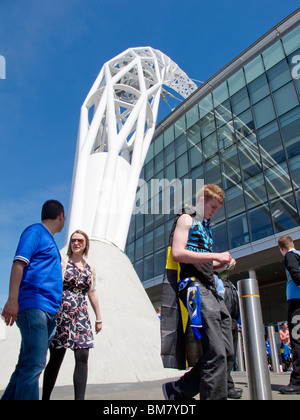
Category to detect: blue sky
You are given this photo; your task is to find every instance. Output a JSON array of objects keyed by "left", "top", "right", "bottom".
[{"left": 0, "top": 0, "right": 299, "bottom": 307}]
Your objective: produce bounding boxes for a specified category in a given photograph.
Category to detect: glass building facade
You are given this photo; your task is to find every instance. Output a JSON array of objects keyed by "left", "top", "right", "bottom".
[{"left": 125, "top": 10, "right": 300, "bottom": 323}]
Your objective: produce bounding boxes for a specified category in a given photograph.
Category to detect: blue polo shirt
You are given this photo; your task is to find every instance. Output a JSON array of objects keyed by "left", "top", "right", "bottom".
[{"left": 14, "top": 223, "right": 63, "bottom": 315}]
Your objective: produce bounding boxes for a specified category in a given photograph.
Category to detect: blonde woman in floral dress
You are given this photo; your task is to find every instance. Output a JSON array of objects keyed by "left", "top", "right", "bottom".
[{"left": 42, "top": 230, "right": 102, "bottom": 400}]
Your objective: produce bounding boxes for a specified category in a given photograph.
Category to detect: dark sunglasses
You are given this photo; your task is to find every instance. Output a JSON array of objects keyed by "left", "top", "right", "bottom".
[{"left": 71, "top": 238, "right": 85, "bottom": 244}]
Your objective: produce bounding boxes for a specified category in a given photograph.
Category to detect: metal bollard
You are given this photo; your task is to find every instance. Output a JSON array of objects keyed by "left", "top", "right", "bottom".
[
  {"left": 237, "top": 278, "right": 272, "bottom": 400},
  {"left": 237, "top": 330, "right": 245, "bottom": 371},
  {"left": 267, "top": 326, "right": 281, "bottom": 373}
]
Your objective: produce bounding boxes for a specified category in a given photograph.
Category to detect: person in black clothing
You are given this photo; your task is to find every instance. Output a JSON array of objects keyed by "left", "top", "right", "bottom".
[
  {"left": 161, "top": 184, "right": 236, "bottom": 400},
  {"left": 278, "top": 235, "right": 300, "bottom": 395},
  {"left": 215, "top": 274, "right": 242, "bottom": 398}
]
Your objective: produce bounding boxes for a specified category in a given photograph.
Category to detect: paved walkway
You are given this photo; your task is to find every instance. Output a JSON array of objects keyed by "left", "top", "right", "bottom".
[{"left": 1, "top": 371, "right": 298, "bottom": 400}]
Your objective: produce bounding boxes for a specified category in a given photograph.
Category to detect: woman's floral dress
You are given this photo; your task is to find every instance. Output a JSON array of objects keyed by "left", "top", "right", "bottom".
[{"left": 51, "top": 258, "right": 96, "bottom": 350}]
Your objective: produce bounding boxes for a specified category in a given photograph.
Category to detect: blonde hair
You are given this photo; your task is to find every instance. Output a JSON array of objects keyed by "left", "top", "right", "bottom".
[
  {"left": 196, "top": 184, "right": 225, "bottom": 205},
  {"left": 278, "top": 235, "right": 294, "bottom": 251},
  {"left": 67, "top": 230, "right": 90, "bottom": 257}
]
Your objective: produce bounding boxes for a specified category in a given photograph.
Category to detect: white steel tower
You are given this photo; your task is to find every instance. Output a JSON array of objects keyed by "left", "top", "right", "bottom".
[{"left": 66, "top": 47, "right": 197, "bottom": 249}]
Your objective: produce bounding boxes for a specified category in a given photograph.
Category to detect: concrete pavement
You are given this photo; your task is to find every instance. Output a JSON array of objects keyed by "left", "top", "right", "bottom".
[{"left": 1, "top": 371, "right": 299, "bottom": 400}]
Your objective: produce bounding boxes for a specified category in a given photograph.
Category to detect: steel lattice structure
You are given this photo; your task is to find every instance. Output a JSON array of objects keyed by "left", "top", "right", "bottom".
[{"left": 67, "top": 47, "right": 197, "bottom": 249}]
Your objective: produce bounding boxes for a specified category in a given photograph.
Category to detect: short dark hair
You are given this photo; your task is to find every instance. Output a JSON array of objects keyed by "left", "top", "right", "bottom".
[{"left": 41, "top": 200, "right": 64, "bottom": 221}]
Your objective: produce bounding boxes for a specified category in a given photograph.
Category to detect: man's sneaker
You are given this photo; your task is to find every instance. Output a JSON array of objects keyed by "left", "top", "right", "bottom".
[
  {"left": 279, "top": 383, "right": 300, "bottom": 394},
  {"left": 162, "top": 381, "right": 185, "bottom": 400}
]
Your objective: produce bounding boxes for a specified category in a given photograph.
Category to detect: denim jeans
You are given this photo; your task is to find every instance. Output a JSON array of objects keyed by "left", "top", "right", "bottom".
[{"left": 1, "top": 309, "right": 57, "bottom": 400}]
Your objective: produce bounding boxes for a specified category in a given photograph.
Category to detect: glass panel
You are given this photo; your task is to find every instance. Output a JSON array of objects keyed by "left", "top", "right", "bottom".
[
  {"left": 296, "top": 189, "right": 300, "bottom": 216},
  {"left": 164, "top": 124, "right": 175, "bottom": 146},
  {"left": 144, "top": 231, "right": 153, "bottom": 256},
  {"left": 248, "top": 74, "right": 270, "bottom": 105},
  {"left": 175, "top": 133, "right": 187, "bottom": 157},
  {"left": 200, "top": 112, "right": 216, "bottom": 138},
  {"left": 294, "top": 66, "right": 300, "bottom": 96},
  {"left": 234, "top": 109, "right": 255, "bottom": 134},
  {"left": 215, "top": 100, "right": 232, "bottom": 128},
  {"left": 212, "top": 81, "right": 229, "bottom": 106},
  {"left": 244, "top": 55, "right": 264, "bottom": 83},
  {"left": 273, "top": 82, "right": 299, "bottom": 117},
  {"left": 289, "top": 50, "right": 300, "bottom": 95},
  {"left": 199, "top": 94, "right": 213, "bottom": 118},
  {"left": 154, "top": 248, "right": 166, "bottom": 277},
  {"left": 144, "top": 212, "right": 154, "bottom": 234},
  {"left": 253, "top": 96, "right": 276, "bottom": 129},
  {"left": 289, "top": 155, "right": 300, "bottom": 187},
  {"left": 204, "top": 156, "right": 222, "bottom": 186},
  {"left": 126, "top": 242, "right": 134, "bottom": 262},
  {"left": 225, "top": 185, "right": 245, "bottom": 217},
  {"left": 264, "top": 162, "right": 292, "bottom": 200},
  {"left": 190, "top": 165, "right": 204, "bottom": 185},
  {"left": 154, "top": 224, "right": 165, "bottom": 250},
  {"left": 243, "top": 173, "right": 268, "bottom": 210},
  {"left": 248, "top": 204, "right": 273, "bottom": 241},
  {"left": 176, "top": 153, "right": 188, "bottom": 178},
  {"left": 279, "top": 107, "right": 300, "bottom": 158},
  {"left": 231, "top": 87, "right": 250, "bottom": 115},
  {"left": 127, "top": 215, "right": 135, "bottom": 243},
  {"left": 218, "top": 124, "right": 235, "bottom": 151},
  {"left": 135, "top": 213, "right": 144, "bottom": 237},
  {"left": 153, "top": 195, "right": 165, "bottom": 224},
  {"left": 220, "top": 145, "right": 241, "bottom": 189},
  {"left": 267, "top": 59, "right": 292, "bottom": 92},
  {"left": 186, "top": 121, "right": 201, "bottom": 148},
  {"left": 186, "top": 105, "right": 199, "bottom": 129},
  {"left": 139, "top": 166, "right": 144, "bottom": 181},
  {"left": 135, "top": 237, "right": 143, "bottom": 260},
  {"left": 154, "top": 135, "right": 163, "bottom": 154},
  {"left": 165, "top": 142, "right": 175, "bottom": 165},
  {"left": 165, "top": 162, "right": 176, "bottom": 180},
  {"left": 144, "top": 159, "right": 154, "bottom": 181},
  {"left": 156, "top": 169, "right": 164, "bottom": 181},
  {"left": 154, "top": 150, "right": 164, "bottom": 174},
  {"left": 211, "top": 222, "right": 229, "bottom": 252},
  {"left": 257, "top": 121, "right": 285, "bottom": 164},
  {"left": 228, "top": 69, "right": 246, "bottom": 96},
  {"left": 165, "top": 218, "right": 174, "bottom": 241},
  {"left": 175, "top": 115, "right": 186, "bottom": 138},
  {"left": 189, "top": 145, "right": 203, "bottom": 169},
  {"left": 145, "top": 142, "right": 153, "bottom": 164},
  {"left": 144, "top": 254, "right": 154, "bottom": 281},
  {"left": 271, "top": 192, "right": 300, "bottom": 233},
  {"left": 262, "top": 41, "right": 285, "bottom": 70},
  {"left": 282, "top": 26, "right": 300, "bottom": 56},
  {"left": 238, "top": 137, "right": 262, "bottom": 180},
  {"left": 202, "top": 132, "right": 218, "bottom": 159},
  {"left": 228, "top": 214, "right": 250, "bottom": 248}
]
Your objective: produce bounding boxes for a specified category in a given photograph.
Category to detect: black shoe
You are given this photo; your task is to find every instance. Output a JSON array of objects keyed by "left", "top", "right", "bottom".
[
  {"left": 279, "top": 384, "right": 300, "bottom": 394},
  {"left": 228, "top": 388, "right": 243, "bottom": 399},
  {"left": 162, "top": 382, "right": 185, "bottom": 400}
]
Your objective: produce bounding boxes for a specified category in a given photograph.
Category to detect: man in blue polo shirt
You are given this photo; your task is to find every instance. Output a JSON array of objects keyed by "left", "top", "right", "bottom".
[{"left": 1, "top": 200, "right": 65, "bottom": 400}]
